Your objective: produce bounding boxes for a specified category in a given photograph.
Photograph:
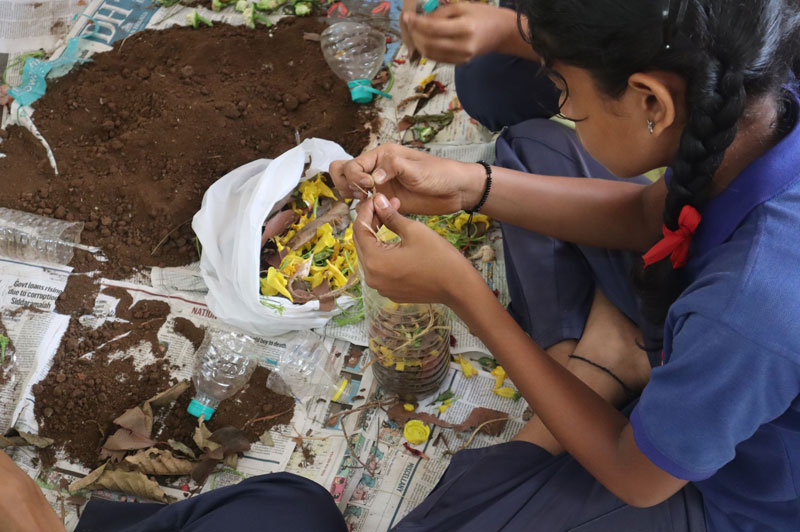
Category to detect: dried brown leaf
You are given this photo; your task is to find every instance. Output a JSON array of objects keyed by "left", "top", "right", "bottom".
[
  {"left": 262, "top": 210, "right": 300, "bottom": 247},
  {"left": 125, "top": 448, "right": 194, "bottom": 476},
  {"left": 0, "top": 435, "right": 27, "bottom": 448},
  {"left": 113, "top": 405, "right": 153, "bottom": 438},
  {"left": 191, "top": 457, "right": 221, "bottom": 485},
  {"left": 103, "top": 428, "right": 156, "bottom": 451},
  {"left": 223, "top": 454, "right": 238, "bottom": 469},
  {"left": 16, "top": 431, "right": 54, "bottom": 448},
  {"left": 68, "top": 463, "right": 108, "bottom": 492},
  {"left": 167, "top": 439, "right": 197, "bottom": 460},
  {"left": 99, "top": 448, "right": 126, "bottom": 463},
  {"left": 386, "top": 405, "right": 508, "bottom": 436},
  {"left": 258, "top": 431, "right": 275, "bottom": 447},
  {"left": 209, "top": 427, "right": 252, "bottom": 456},
  {"left": 147, "top": 380, "right": 191, "bottom": 408},
  {"left": 193, "top": 419, "right": 220, "bottom": 453},
  {"left": 94, "top": 469, "right": 169, "bottom": 503}
]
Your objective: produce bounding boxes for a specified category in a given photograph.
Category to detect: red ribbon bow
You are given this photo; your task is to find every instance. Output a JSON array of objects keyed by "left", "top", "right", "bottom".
[{"left": 642, "top": 205, "right": 702, "bottom": 269}]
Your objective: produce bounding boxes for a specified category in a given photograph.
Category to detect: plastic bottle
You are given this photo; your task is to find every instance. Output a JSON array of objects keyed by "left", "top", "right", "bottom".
[
  {"left": 266, "top": 331, "right": 348, "bottom": 405},
  {"left": 0, "top": 207, "right": 83, "bottom": 265},
  {"left": 320, "top": 21, "right": 391, "bottom": 104},
  {"left": 187, "top": 330, "right": 258, "bottom": 421}
]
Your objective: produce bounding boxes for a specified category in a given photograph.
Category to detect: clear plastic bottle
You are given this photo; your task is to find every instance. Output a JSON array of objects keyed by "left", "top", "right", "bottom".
[
  {"left": 266, "top": 331, "right": 348, "bottom": 405},
  {"left": 187, "top": 330, "right": 258, "bottom": 421},
  {"left": 320, "top": 21, "right": 389, "bottom": 104},
  {"left": 0, "top": 207, "right": 83, "bottom": 265}
]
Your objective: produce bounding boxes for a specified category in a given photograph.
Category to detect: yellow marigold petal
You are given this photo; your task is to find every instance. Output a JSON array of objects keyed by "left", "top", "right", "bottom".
[
  {"left": 438, "top": 403, "right": 452, "bottom": 414},
  {"left": 266, "top": 267, "right": 293, "bottom": 302},
  {"left": 326, "top": 260, "right": 348, "bottom": 288},
  {"left": 404, "top": 420, "right": 431, "bottom": 445},
  {"left": 456, "top": 354, "right": 477, "bottom": 378},
  {"left": 494, "top": 387, "right": 519, "bottom": 399},
  {"left": 403, "top": 403, "right": 416, "bottom": 412}
]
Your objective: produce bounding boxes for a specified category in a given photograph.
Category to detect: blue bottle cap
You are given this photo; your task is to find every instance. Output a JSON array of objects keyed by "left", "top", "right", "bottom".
[
  {"left": 347, "top": 79, "right": 374, "bottom": 104},
  {"left": 187, "top": 399, "right": 216, "bottom": 420},
  {"left": 421, "top": 0, "right": 438, "bottom": 13}
]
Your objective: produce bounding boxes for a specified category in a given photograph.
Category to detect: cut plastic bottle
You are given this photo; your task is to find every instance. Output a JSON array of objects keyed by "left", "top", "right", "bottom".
[
  {"left": 0, "top": 207, "right": 83, "bottom": 265},
  {"left": 320, "top": 21, "right": 391, "bottom": 104},
  {"left": 266, "top": 331, "right": 348, "bottom": 406},
  {"left": 187, "top": 330, "right": 258, "bottom": 421}
]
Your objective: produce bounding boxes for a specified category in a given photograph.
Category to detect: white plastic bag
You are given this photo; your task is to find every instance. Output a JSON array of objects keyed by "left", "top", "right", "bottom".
[{"left": 193, "top": 138, "right": 354, "bottom": 337}]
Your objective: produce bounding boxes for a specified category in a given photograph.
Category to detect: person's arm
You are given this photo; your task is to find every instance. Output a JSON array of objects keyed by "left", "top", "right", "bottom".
[
  {"left": 402, "top": 4, "right": 540, "bottom": 64},
  {"left": 354, "top": 197, "right": 687, "bottom": 507},
  {"left": 0, "top": 451, "right": 67, "bottom": 532},
  {"left": 472, "top": 164, "right": 668, "bottom": 252}
]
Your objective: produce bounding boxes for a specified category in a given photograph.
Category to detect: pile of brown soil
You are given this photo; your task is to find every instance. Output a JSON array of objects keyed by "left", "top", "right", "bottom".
[
  {"left": 34, "top": 292, "right": 294, "bottom": 468},
  {"left": 0, "top": 17, "right": 371, "bottom": 279}
]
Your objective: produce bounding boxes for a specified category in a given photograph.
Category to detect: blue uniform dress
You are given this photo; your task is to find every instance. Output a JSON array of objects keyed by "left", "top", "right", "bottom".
[{"left": 391, "top": 90, "right": 800, "bottom": 531}]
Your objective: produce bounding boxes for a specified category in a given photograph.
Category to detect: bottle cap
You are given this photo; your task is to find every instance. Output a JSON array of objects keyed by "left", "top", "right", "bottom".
[
  {"left": 421, "top": 0, "right": 438, "bottom": 13},
  {"left": 187, "top": 399, "right": 216, "bottom": 420},
  {"left": 347, "top": 79, "right": 392, "bottom": 104}
]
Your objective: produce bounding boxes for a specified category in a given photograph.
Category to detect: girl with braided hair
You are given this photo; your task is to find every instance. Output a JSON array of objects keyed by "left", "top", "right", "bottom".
[{"left": 329, "top": 0, "right": 800, "bottom": 530}]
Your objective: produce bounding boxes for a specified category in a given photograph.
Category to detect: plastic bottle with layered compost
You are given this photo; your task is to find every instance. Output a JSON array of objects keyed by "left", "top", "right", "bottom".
[
  {"left": 266, "top": 331, "right": 348, "bottom": 405},
  {"left": 320, "top": 21, "right": 390, "bottom": 104},
  {"left": 0, "top": 207, "right": 83, "bottom": 265},
  {"left": 362, "top": 278, "right": 451, "bottom": 401},
  {"left": 187, "top": 330, "right": 257, "bottom": 421}
]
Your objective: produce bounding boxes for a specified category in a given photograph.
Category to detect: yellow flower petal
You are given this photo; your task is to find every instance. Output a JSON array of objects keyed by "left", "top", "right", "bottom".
[
  {"left": 494, "top": 387, "right": 521, "bottom": 400},
  {"left": 438, "top": 403, "right": 452, "bottom": 414},
  {"left": 403, "top": 403, "right": 416, "bottom": 412},
  {"left": 395, "top": 360, "right": 405, "bottom": 371},
  {"left": 264, "top": 267, "right": 293, "bottom": 302},
  {"left": 404, "top": 420, "right": 431, "bottom": 445},
  {"left": 491, "top": 365, "right": 506, "bottom": 389},
  {"left": 455, "top": 354, "right": 477, "bottom": 378},
  {"left": 326, "top": 260, "right": 348, "bottom": 288}
]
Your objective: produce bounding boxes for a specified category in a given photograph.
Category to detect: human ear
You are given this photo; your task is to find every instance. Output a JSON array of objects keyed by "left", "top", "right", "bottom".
[{"left": 626, "top": 72, "right": 684, "bottom": 135}]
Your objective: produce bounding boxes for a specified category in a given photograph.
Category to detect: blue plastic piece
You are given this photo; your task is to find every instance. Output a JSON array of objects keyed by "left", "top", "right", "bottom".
[
  {"left": 187, "top": 399, "right": 216, "bottom": 420},
  {"left": 347, "top": 78, "right": 392, "bottom": 105},
  {"left": 421, "top": 0, "right": 438, "bottom": 13}
]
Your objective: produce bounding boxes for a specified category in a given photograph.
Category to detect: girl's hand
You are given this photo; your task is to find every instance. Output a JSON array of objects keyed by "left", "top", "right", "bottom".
[
  {"left": 0, "top": 451, "right": 66, "bottom": 532},
  {"left": 402, "top": 4, "right": 516, "bottom": 64},
  {"left": 354, "top": 194, "right": 477, "bottom": 305},
  {"left": 330, "top": 144, "right": 485, "bottom": 216}
]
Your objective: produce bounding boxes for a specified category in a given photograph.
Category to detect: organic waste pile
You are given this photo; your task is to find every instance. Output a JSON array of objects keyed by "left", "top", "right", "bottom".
[{"left": 0, "top": 17, "right": 368, "bottom": 473}]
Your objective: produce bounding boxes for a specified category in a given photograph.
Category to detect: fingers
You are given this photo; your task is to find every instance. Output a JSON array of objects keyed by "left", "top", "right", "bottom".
[
  {"left": 373, "top": 193, "right": 415, "bottom": 236},
  {"left": 330, "top": 157, "right": 375, "bottom": 200}
]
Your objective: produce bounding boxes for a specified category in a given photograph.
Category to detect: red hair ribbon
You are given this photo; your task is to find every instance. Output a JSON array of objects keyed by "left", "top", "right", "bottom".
[{"left": 642, "top": 205, "right": 702, "bottom": 269}]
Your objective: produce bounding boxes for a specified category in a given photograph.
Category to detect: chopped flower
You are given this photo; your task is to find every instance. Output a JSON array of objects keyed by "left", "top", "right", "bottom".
[
  {"left": 326, "top": 260, "right": 348, "bottom": 288},
  {"left": 403, "top": 420, "right": 431, "bottom": 445},
  {"left": 260, "top": 267, "right": 293, "bottom": 302},
  {"left": 376, "top": 225, "right": 399, "bottom": 243},
  {"left": 403, "top": 403, "right": 416, "bottom": 412},
  {"left": 437, "top": 400, "right": 453, "bottom": 414},
  {"left": 490, "top": 365, "right": 506, "bottom": 389},
  {"left": 417, "top": 73, "right": 436, "bottom": 90},
  {"left": 455, "top": 354, "right": 477, "bottom": 378},
  {"left": 494, "top": 387, "right": 522, "bottom": 401},
  {"left": 395, "top": 360, "right": 406, "bottom": 371},
  {"left": 453, "top": 212, "right": 490, "bottom": 231},
  {"left": 312, "top": 223, "right": 336, "bottom": 254},
  {"left": 299, "top": 174, "right": 337, "bottom": 208}
]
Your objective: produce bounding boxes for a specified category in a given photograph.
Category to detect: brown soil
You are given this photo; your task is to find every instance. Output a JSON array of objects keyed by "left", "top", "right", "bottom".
[
  {"left": 0, "top": 17, "right": 371, "bottom": 280},
  {"left": 54, "top": 273, "right": 98, "bottom": 317},
  {"left": 173, "top": 317, "right": 205, "bottom": 351}
]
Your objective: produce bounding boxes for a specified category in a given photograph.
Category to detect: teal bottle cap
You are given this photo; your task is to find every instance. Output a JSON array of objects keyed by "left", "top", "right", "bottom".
[
  {"left": 347, "top": 79, "right": 392, "bottom": 104},
  {"left": 187, "top": 399, "right": 216, "bottom": 420},
  {"left": 421, "top": 0, "right": 438, "bottom": 13}
]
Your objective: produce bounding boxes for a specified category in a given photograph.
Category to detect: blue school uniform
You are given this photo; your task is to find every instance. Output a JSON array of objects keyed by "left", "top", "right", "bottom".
[{"left": 631, "top": 89, "right": 800, "bottom": 531}]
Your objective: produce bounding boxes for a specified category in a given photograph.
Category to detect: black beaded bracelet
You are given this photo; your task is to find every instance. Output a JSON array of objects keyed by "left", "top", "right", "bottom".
[{"left": 469, "top": 160, "right": 492, "bottom": 214}]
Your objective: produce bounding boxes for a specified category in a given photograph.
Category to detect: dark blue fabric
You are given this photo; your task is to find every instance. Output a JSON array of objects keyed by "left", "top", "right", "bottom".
[
  {"left": 494, "top": 118, "right": 663, "bottom": 363},
  {"left": 74, "top": 473, "right": 347, "bottom": 532},
  {"left": 454, "top": 53, "right": 560, "bottom": 131},
  {"left": 392, "top": 423, "right": 706, "bottom": 531},
  {"left": 631, "top": 94, "right": 800, "bottom": 531}
]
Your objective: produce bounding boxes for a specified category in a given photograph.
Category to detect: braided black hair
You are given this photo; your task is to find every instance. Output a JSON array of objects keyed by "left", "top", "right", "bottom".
[{"left": 516, "top": 0, "right": 800, "bottom": 324}]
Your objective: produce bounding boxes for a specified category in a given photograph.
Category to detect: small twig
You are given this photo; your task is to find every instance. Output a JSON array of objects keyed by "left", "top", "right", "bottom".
[
  {"left": 83, "top": 419, "right": 105, "bottom": 439},
  {"left": 151, "top": 217, "right": 193, "bottom": 256},
  {"left": 243, "top": 407, "right": 294, "bottom": 428},
  {"left": 340, "top": 414, "right": 371, "bottom": 474}
]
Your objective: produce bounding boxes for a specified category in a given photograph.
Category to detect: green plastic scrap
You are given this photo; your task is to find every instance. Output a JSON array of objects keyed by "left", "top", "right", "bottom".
[
  {"left": 0, "top": 334, "right": 9, "bottom": 365},
  {"left": 186, "top": 10, "right": 213, "bottom": 28}
]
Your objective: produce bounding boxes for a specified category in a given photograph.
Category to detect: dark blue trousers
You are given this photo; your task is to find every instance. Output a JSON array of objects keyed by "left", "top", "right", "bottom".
[{"left": 74, "top": 473, "right": 347, "bottom": 532}]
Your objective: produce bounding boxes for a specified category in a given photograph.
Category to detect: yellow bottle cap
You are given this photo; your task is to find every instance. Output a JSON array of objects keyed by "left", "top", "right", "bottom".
[{"left": 403, "top": 420, "right": 431, "bottom": 445}]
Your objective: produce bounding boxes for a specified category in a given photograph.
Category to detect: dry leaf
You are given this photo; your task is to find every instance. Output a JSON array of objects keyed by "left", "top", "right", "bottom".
[
  {"left": 258, "top": 432, "right": 275, "bottom": 447},
  {"left": 125, "top": 448, "right": 194, "bottom": 476},
  {"left": 193, "top": 419, "right": 220, "bottom": 453},
  {"left": 103, "top": 428, "right": 156, "bottom": 451},
  {"left": 0, "top": 435, "right": 27, "bottom": 448},
  {"left": 16, "top": 431, "right": 54, "bottom": 448},
  {"left": 99, "top": 448, "right": 126, "bottom": 463},
  {"left": 223, "top": 454, "right": 238, "bottom": 469},
  {"left": 146, "top": 380, "right": 190, "bottom": 408},
  {"left": 69, "top": 463, "right": 108, "bottom": 492},
  {"left": 190, "top": 458, "right": 220, "bottom": 485},
  {"left": 94, "top": 469, "right": 169, "bottom": 503},
  {"left": 113, "top": 405, "right": 153, "bottom": 438},
  {"left": 209, "top": 427, "right": 251, "bottom": 456},
  {"left": 167, "top": 439, "right": 197, "bottom": 460}
]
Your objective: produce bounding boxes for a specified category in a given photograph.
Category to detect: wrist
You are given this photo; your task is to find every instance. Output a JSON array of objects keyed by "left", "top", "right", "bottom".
[{"left": 459, "top": 161, "right": 489, "bottom": 212}]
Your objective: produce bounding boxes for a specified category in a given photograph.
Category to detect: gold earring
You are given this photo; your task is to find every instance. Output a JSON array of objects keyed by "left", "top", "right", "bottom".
[{"left": 647, "top": 120, "right": 655, "bottom": 134}]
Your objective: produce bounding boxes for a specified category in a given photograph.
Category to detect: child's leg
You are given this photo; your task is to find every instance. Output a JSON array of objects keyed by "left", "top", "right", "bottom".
[
  {"left": 495, "top": 118, "right": 663, "bottom": 364},
  {"left": 454, "top": 54, "right": 560, "bottom": 131}
]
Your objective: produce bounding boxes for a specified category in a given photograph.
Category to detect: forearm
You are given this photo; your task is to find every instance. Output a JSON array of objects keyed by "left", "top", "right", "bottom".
[
  {"left": 447, "top": 277, "right": 682, "bottom": 505},
  {"left": 462, "top": 163, "right": 665, "bottom": 252},
  {"left": 495, "top": 10, "right": 541, "bottom": 61}
]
